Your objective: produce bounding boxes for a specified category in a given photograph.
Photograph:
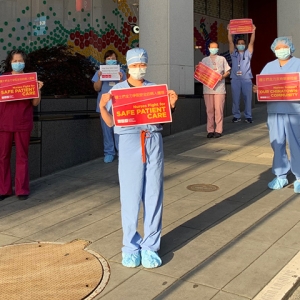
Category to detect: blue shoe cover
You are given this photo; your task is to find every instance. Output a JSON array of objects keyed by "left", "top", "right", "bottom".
[
  {"left": 294, "top": 181, "right": 300, "bottom": 193},
  {"left": 141, "top": 250, "right": 162, "bottom": 268},
  {"left": 122, "top": 252, "right": 141, "bottom": 268},
  {"left": 104, "top": 154, "right": 114, "bottom": 163},
  {"left": 268, "top": 177, "right": 288, "bottom": 190}
]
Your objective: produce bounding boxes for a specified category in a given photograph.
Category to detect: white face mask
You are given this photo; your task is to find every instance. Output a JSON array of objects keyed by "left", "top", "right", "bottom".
[{"left": 128, "top": 67, "right": 147, "bottom": 80}]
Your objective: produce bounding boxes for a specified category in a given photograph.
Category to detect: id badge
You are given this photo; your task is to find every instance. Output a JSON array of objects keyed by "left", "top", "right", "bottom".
[
  {"left": 109, "top": 82, "right": 116, "bottom": 86},
  {"left": 236, "top": 71, "right": 242, "bottom": 76}
]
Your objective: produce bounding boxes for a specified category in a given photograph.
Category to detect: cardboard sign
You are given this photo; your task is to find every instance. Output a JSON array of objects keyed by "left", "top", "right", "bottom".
[
  {"left": 256, "top": 73, "right": 300, "bottom": 101},
  {"left": 194, "top": 62, "right": 222, "bottom": 89},
  {"left": 111, "top": 84, "right": 172, "bottom": 127},
  {"left": 0, "top": 72, "right": 39, "bottom": 102},
  {"left": 229, "top": 19, "right": 254, "bottom": 34},
  {"left": 100, "top": 65, "right": 120, "bottom": 81}
]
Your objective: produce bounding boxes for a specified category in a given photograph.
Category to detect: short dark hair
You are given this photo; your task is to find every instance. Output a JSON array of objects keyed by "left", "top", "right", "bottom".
[
  {"left": 104, "top": 50, "right": 118, "bottom": 60},
  {"left": 236, "top": 38, "right": 246, "bottom": 44},
  {"left": 209, "top": 41, "right": 219, "bottom": 48}
]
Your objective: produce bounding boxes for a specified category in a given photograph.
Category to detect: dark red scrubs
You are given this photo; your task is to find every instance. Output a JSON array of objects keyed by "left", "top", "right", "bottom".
[{"left": 0, "top": 73, "right": 33, "bottom": 196}]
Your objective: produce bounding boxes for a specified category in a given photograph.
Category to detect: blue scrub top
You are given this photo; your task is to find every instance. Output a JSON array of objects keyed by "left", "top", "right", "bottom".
[
  {"left": 92, "top": 68, "right": 127, "bottom": 112},
  {"left": 230, "top": 49, "right": 253, "bottom": 79},
  {"left": 109, "top": 80, "right": 163, "bottom": 135},
  {"left": 261, "top": 56, "right": 300, "bottom": 114}
]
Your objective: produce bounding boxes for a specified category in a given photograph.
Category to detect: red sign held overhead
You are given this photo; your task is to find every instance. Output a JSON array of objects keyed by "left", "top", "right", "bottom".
[
  {"left": 229, "top": 19, "right": 254, "bottom": 34},
  {"left": 76, "top": 0, "right": 91, "bottom": 11}
]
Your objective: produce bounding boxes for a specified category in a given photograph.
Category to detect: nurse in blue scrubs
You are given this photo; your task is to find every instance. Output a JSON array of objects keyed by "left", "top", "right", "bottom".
[
  {"left": 99, "top": 48, "right": 178, "bottom": 268},
  {"left": 253, "top": 37, "right": 300, "bottom": 193},
  {"left": 92, "top": 50, "right": 127, "bottom": 163},
  {"left": 228, "top": 25, "right": 256, "bottom": 123}
]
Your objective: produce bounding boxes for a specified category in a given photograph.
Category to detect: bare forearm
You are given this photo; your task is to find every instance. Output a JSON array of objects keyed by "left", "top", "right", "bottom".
[
  {"left": 94, "top": 80, "right": 103, "bottom": 92},
  {"left": 100, "top": 106, "right": 114, "bottom": 127},
  {"left": 32, "top": 95, "right": 41, "bottom": 106},
  {"left": 222, "top": 71, "right": 230, "bottom": 79}
]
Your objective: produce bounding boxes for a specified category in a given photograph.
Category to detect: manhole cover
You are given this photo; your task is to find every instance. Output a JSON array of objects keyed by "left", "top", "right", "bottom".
[
  {"left": 0, "top": 240, "right": 110, "bottom": 300},
  {"left": 187, "top": 184, "right": 219, "bottom": 192}
]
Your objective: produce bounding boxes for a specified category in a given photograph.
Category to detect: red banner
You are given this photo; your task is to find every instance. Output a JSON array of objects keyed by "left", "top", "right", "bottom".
[
  {"left": 194, "top": 62, "right": 222, "bottom": 89},
  {"left": 229, "top": 19, "right": 254, "bottom": 34},
  {"left": 0, "top": 72, "right": 39, "bottom": 102},
  {"left": 256, "top": 73, "right": 300, "bottom": 101},
  {"left": 111, "top": 84, "right": 172, "bottom": 127}
]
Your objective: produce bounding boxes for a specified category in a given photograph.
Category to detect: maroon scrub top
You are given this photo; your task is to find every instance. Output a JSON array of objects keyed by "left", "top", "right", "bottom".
[{"left": 0, "top": 72, "right": 33, "bottom": 132}]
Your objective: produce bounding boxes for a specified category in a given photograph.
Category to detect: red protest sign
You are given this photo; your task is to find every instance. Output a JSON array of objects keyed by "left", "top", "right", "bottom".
[
  {"left": 0, "top": 72, "right": 39, "bottom": 102},
  {"left": 111, "top": 84, "right": 172, "bottom": 127},
  {"left": 229, "top": 19, "right": 254, "bottom": 34},
  {"left": 256, "top": 73, "right": 300, "bottom": 101},
  {"left": 194, "top": 62, "right": 222, "bottom": 89}
]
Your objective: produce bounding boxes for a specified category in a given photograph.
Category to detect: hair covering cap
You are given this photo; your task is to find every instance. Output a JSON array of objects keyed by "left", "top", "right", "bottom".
[
  {"left": 126, "top": 48, "right": 148, "bottom": 65},
  {"left": 271, "top": 37, "right": 295, "bottom": 53}
]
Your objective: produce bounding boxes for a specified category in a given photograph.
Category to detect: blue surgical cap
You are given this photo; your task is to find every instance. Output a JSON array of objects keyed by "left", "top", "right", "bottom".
[
  {"left": 126, "top": 48, "right": 148, "bottom": 66},
  {"left": 271, "top": 37, "right": 295, "bottom": 53}
]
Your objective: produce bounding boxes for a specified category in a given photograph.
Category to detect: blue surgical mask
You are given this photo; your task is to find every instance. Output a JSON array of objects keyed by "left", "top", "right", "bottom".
[
  {"left": 209, "top": 48, "right": 219, "bottom": 55},
  {"left": 106, "top": 59, "right": 117, "bottom": 65},
  {"left": 11, "top": 62, "right": 25, "bottom": 72},
  {"left": 236, "top": 45, "right": 245, "bottom": 51},
  {"left": 275, "top": 48, "right": 291, "bottom": 60}
]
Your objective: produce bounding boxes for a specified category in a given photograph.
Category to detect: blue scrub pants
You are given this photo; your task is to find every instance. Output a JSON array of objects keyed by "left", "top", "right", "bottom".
[
  {"left": 268, "top": 113, "right": 300, "bottom": 179},
  {"left": 100, "top": 115, "right": 118, "bottom": 156},
  {"left": 231, "top": 79, "right": 253, "bottom": 119},
  {"left": 118, "top": 131, "right": 164, "bottom": 254}
]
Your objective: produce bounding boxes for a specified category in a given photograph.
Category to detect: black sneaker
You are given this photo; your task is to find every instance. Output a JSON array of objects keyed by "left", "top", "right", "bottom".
[
  {"left": 0, "top": 195, "right": 10, "bottom": 201},
  {"left": 232, "top": 117, "right": 241, "bottom": 123},
  {"left": 245, "top": 118, "right": 253, "bottom": 123},
  {"left": 214, "top": 132, "right": 222, "bottom": 138},
  {"left": 207, "top": 132, "right": 214, "bottom": 138},
  {"left": 18, "top": 195, "right": 28, "bottom": 200}
]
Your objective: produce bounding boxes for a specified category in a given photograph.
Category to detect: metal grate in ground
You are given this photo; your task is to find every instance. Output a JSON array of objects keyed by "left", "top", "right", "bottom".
[{"left": 0, "top": 240, "right": 110, "bottom": 300}]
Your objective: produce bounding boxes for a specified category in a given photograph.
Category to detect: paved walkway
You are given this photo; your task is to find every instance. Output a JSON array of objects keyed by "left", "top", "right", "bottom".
[{"left": 1, "top": 103, "right": 300, "bottom": 300}]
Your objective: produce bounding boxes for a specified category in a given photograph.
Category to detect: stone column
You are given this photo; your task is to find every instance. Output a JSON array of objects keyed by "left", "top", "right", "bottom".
[
  {"left": 277, "top": 0, "right": 300, "bottom": 57},
  {"left": 139, "top": 0, "right": 194, "bottom": 94}
]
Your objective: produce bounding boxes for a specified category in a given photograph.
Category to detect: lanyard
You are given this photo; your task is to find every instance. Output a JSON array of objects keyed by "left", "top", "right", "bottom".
[{"left": 236, "top": 51, "right": 245, "bottom": 70}]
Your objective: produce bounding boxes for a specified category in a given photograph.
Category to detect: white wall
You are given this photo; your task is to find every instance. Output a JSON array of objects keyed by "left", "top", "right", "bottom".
[
  {"left": 277, "top": 0, "right": 300, "bottom": 58},
  {"left": 139, "top": 0, "right": 194, "bottom": 94}
]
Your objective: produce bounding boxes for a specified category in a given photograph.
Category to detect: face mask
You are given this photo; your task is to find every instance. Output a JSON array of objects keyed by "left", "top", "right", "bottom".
[
  {"left": 11, "top": 62, "right": 25, "bottom": 72},
  {"left": 209, "top": 48, "right": 219, "bottom": 55},
  {"left": 236, "top": 45, "right": 245, "bottom": 51},
  {"left": 128, "top": 67, "right": 147, "bottom": 80},
  {"left": 106, "top": 59, "right": 117, "bottom": 65},
  {"left": 275, "top": 48, "right": 291, "bottom": 60}
]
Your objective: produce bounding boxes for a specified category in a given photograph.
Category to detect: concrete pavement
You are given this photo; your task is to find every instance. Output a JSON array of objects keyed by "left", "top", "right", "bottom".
[{"left": 1, "top": 103, "right": 300, "bottom": 299}]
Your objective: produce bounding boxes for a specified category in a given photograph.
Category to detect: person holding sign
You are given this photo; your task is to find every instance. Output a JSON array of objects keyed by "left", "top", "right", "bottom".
[
  {"left": 253, "top": 37, "right": 300, "bottom": 193},
  {"left": 201, "top": 42, "right": 231, "bottom": 138},
  {"left": 0, "top": 49, "right": 43, "bottom": 201},
  {"left": 99, "top": 48, "right": 178, "bottom": 269},
  {"left": 228, "top": 24, "right": 256, "bottom": 123},
  {"left": 92, "top": 50, "right": 126, "bottom": 163}
]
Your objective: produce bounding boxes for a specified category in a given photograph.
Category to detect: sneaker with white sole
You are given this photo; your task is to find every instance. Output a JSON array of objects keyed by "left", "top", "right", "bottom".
[{"left": 232, "top": 117, "right": 241, "bottom": 123}]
